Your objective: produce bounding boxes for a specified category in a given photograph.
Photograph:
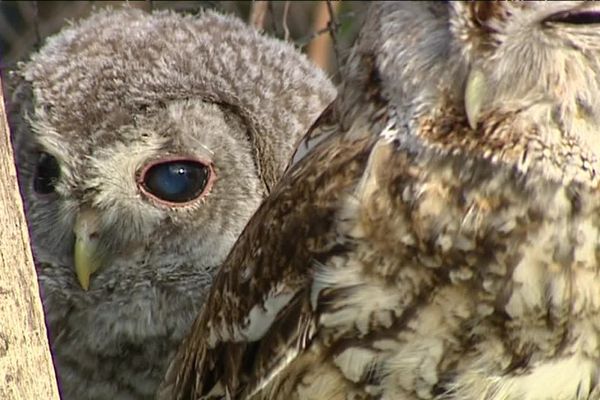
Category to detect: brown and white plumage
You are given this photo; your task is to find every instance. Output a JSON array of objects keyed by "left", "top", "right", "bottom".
[
  {"left": 5, "top": 7, "right": 335, "bottom": 400},
  {"left": 161, "top": 2, "right": 600, "bottom": 399}
]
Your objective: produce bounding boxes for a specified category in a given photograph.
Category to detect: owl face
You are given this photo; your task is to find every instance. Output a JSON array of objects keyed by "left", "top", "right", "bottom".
[
  {"left": 15, "top": 99, "right": 262, "bottom": 291},
  {"left": 8, "top": 7, "right": 335, "bottom": 300},
  {"left": 453, "top": 2, "right": 600, "bottom": 125},
  {"left": 367, "top": 2, "right": 600, "bottom": 185}
]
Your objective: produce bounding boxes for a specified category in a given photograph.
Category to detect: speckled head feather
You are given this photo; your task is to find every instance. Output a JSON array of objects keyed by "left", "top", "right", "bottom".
[
  {"left": 13, "top": 7, "right": 334, "bottom": 192},
  {"left": 161, "top": 2, "right": 600, "bottom": 399},
  {"left": 6, "top": 6, "right": 335, "bottom": 400}
]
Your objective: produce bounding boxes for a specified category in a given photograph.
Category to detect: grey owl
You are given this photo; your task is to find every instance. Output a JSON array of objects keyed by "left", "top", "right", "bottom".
[
  {"left": 160, "top": 2, "right": 600, "bottom": 399},
  {"left": 5, "top": 7, "right": 335, "bottom": 400}
]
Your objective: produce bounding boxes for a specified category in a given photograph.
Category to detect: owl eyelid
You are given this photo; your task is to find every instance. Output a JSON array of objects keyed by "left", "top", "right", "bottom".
[
  {"left": 137, "top": 156, "right": 213, "bottom": 177},
  {"left": 543, "top": 10, "right": 600, "bottom": 26}
]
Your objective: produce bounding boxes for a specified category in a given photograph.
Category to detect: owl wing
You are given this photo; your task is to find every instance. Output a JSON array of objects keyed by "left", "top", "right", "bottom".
[{"left": 158, "top": 103, "right": 381, "bottom": 399}]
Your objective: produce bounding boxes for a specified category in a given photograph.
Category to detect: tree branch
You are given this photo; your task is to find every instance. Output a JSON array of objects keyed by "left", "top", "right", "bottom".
[
  {"left": 250, "top": 1, "right": 269, "bottom": 31},
  {"left": 282, "top": 1, "right": 291, "bottom": 42},
  {"left": 307, "top": 0, "right": 341, "bottom": 72}
]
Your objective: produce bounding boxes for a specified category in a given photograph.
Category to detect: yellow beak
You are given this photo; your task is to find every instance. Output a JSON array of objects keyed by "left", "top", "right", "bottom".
[
  {"left": 73, "top": 208, "right": 103, "bottom": 291},
  {"left": 464, "top": 67, "right": 486, "bottom": 130}
]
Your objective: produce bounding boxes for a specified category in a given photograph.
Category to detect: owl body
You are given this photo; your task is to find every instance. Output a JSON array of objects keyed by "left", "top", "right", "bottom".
[
  {"left": 7, "top": 7, "right": 335, "bottom": 400},
  {"left": 163, "top": 2, "right": 600, "bottom": 399}
]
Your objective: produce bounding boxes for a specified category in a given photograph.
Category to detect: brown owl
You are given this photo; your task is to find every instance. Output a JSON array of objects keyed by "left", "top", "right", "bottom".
[
  {"left": 5, "top": 6, "right": 335, "bottom": 400},
  {"left": 161, "top": 2, "right": 600, "bottom": 399}
]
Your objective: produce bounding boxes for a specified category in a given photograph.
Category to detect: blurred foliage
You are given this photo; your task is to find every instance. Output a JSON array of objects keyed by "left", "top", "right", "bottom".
[{"left": 0, "top": 1, "right": 368, "bottom": 82}]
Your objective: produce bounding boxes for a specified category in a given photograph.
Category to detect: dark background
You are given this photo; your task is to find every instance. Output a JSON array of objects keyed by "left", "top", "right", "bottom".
[{"left": 0, "top": 1, "right": 368, "bottom": 82}]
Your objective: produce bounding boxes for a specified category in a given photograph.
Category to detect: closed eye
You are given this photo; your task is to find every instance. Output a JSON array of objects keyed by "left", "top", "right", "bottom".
[{"left": 544, "top": 10, "right": 600, "bottom": 25}]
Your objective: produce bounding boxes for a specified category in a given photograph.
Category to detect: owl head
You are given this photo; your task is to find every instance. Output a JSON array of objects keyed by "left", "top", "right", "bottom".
[
  {"left": 6, "top": 7, "right": 335, "bottom": 311},
  {"left": 348, "top": 2, "right": 600, "bottom": 185}
]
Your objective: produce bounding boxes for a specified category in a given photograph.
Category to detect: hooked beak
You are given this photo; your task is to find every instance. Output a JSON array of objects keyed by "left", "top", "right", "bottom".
[
  {"left": 73, "top": 208, "right": 104, "bottom": 291},
  {"left": 464, "top": 67, "right": 487, "bottom": 130}
]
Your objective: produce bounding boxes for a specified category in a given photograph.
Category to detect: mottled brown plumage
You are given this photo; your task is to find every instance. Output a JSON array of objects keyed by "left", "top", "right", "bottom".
[{"left": 161, "top": 2, "right": 600, "bottom": 399}]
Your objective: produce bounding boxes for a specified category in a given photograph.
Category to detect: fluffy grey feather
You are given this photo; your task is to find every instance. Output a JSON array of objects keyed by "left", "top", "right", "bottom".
[{"left": 5, "top": 6, "right": 335, "bottom": 400}]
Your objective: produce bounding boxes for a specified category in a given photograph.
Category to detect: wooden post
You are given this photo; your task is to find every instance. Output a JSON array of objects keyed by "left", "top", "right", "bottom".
[{"left": 0, "top": 77, "right": 60, "bottom": 399}]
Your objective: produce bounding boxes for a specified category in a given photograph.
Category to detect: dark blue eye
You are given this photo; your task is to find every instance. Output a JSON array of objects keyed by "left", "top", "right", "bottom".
[{"left": 140, "top": 160, "right": 212, "bottom": 204}]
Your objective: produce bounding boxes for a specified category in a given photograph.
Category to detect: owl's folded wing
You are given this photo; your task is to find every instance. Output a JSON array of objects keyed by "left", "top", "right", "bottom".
[{"left": 158, "top": 111, "right": 377, "bottom": 399}]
